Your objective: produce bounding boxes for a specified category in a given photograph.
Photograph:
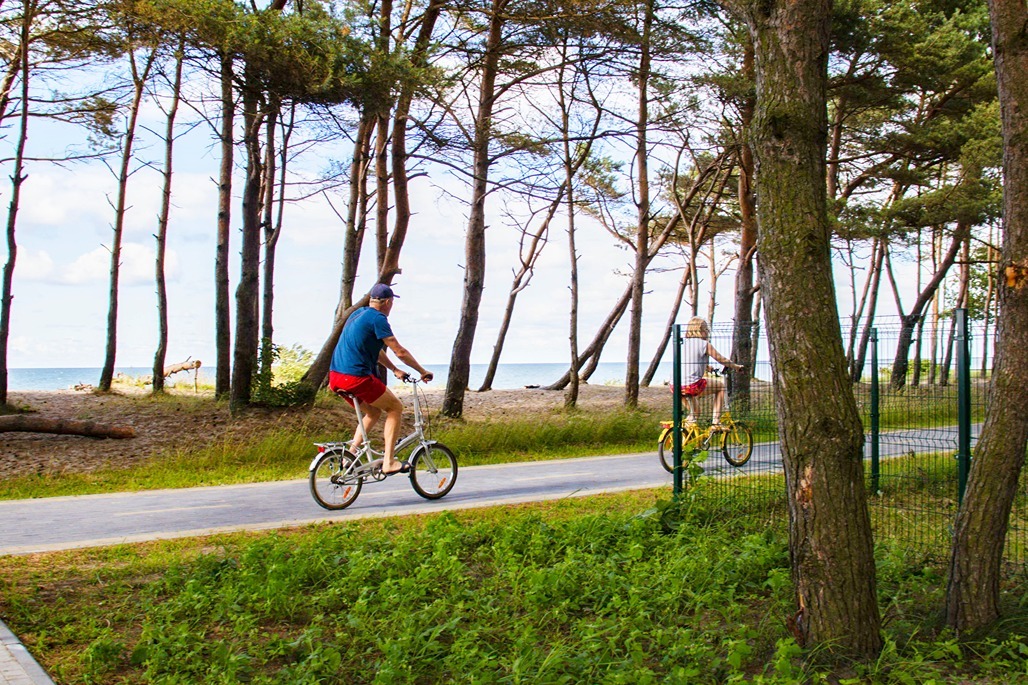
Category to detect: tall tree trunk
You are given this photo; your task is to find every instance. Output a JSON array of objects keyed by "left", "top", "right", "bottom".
[
  {"left": 0, "top": 4, "right": 31, "bottom": 407},
  {"left": 939, "top": 233, "right": 971, "bottom": 386},
  {"left": 744, "top": 0, "right": 882, "bottom": 655},
  {"left": 100, "top": 47, "right": 157, "bottom": 392},
  {"left": 565, "top": 163, "right": 580, "bottom": 408},
  {"left": 153, "top": 41, "right": 185, "bottom": 394},
  {"left": 230, "top": 76, "right": 264, "bottom": 411},
  {"left": 441, "top": 0, "right": 508, "bottom": 418},
  {"left": 337, "top": 113, "right": 374, "bottom": 317},
  {"left": 301, "top": 1, "right": 442, "bottom": 398},
  {"left": 624, "top": 0, "right": 653, "bottom": 409},
  {"left": 887, "top": 227, "right": 966, "bottom": 389},
  {"left": 946, "top": 0, "right": 1028, "bottom": 630},
  {"left": 850, "top": 240, "right": 885, "bottom": 381},
  {"left": 215, "top": 53, "right": 234, "bottom": 399},
  {"left": 730, "top": 40, "right": 758, "bottom": 408}
]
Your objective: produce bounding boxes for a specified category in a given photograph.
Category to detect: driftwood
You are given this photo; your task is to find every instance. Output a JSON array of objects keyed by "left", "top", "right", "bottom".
[
  {"left": 164, "top": 359, "right": 201, "bottom": 377},
  {"left": 0, "top": 416, "right": 135, "bottom": 439}
]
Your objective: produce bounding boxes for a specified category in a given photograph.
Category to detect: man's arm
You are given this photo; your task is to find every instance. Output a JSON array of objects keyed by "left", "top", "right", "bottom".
[{"left": 382, "top": 336, "right": 434, "bottom": 381}]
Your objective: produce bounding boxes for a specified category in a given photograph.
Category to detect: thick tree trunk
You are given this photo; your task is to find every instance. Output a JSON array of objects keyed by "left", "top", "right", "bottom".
[
  {"left": 100, "top": 49, "right": 156, "bottom": 392},
  {"left": 946, "top": 0, "right": 1028, "bottom": 631},
  {"left": 230, "top": 79, "right": 264, "bottom": 411},
  {"left": 153, "top": 42, "right": 184, "bottom": 395},
  {"left": 746, "top": 0, "right": 882, "bottom": 656},
  {"left": 441, "top": 0, "right": 508, "bottom": 418},
  {"left": 215, "top": 53, "right": 234, "bottom": 399}
]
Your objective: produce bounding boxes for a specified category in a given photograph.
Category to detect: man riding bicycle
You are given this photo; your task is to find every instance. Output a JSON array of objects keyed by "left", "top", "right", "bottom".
[{"left": 329, "top": 283, "right": 434, "bottom": 476}]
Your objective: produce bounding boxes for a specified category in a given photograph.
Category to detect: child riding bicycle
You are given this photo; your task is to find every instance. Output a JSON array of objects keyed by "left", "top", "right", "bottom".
[{"left": 676, "top": 317, "right": 744, "bottom": 427}]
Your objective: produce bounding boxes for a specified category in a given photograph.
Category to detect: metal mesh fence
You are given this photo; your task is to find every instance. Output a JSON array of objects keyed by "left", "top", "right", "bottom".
[{"left": 673, "top": 313, "right": 1026, "bottom": 564}]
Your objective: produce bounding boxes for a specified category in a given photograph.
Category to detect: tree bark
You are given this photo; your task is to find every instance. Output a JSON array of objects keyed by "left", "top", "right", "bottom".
[
  {"left": 100, "top": 47, "right": 156, "bottom": 392},
  {"left": 215, "top": 53, "right": 234, "bottom": 399},
  {"left": 742, "top": 0, "right": 882, "bottom": 656},
  {"left": 624, "top": 0, "right": 653, "bottom": 409},
  {"left": 441, "top": 0, "right": 509, "bottom": 418},
  {"left": 153, "top": 41, "right": 184, "bottom": 395},
  {"left": 0, "top": 5, "right": 30, "bottom": 408},
  {"left": 729, "top": 39, "right": 758, "bottom": 409},
  {"left": 230, "top": 74, "right": 265, "bottom": 411},
  {"left": 946, "top": 0, "right": 1028, "bottom": 631}
]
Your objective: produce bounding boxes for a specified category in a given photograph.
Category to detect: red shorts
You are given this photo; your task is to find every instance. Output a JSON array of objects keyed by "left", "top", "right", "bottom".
[
  {"left": 328, "top": 371, "right": 387, "bottom": 407},
  {"left": 675, "top": 378, "right": 707, "bottom": 397}
]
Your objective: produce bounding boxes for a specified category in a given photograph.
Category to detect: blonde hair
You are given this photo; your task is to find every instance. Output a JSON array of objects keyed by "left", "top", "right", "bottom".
[{"left": 684, "top": 317, "right": 709, "bottom": 339}]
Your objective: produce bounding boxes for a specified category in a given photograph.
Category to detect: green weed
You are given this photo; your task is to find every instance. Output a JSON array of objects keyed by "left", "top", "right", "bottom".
[{"left": 2, "top": 486, "right": 1027, "bottom": 683}]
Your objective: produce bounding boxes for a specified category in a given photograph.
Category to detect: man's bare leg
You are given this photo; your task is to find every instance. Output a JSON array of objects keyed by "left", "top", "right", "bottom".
[
  {"left": 369, "top": 388, "right": 405, "bottom": 473},
  {"left": 351, "top": 403, "right": 381, "bottom": 451}
]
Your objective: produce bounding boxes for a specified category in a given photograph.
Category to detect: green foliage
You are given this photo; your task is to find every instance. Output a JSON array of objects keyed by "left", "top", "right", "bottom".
[
  {"left": 5, "top": 488, "right": 1028, "bottom": 683},
  {"left": 250, "top": 340, "right": 317, "bottom": 407},
  {"left": 434, "top": 408, "right": 661, "bottom": 465}
]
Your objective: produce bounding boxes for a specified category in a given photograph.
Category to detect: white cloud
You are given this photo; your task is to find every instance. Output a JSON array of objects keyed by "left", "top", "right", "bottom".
[
  {"left": 14, "top": 249, "right": 55, "bottom": 280},
  {"left": 61, "top": 242, "right": 178, "bottom": 286}
]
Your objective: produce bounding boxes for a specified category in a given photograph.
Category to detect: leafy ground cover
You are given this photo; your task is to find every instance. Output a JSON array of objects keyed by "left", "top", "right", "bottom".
[{"left": 2, "top": 486, "right": 1027, "bottom": 684}]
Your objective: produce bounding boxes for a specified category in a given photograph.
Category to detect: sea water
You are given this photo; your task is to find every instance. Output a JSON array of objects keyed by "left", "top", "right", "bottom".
[{"left": 7, "top": 362, "right": 678, "bottom": 392}]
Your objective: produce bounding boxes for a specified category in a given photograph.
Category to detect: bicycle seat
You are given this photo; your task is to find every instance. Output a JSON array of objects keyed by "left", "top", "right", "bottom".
[{"left": 332, "top": 388, "right": 358, "bottom": 401}]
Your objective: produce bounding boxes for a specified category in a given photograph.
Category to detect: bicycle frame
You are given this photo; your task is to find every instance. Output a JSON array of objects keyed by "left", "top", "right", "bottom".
[{"left": 307, "top": 379, "right": 437, "bottom": 481}]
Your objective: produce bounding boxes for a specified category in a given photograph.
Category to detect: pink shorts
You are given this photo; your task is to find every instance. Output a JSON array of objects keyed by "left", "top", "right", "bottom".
[
  {"left": 328, "top": 371, "right": 387, "bottom": 407},
  {"left": 675, "top": 378, "right": 708, "bottom": 397}
]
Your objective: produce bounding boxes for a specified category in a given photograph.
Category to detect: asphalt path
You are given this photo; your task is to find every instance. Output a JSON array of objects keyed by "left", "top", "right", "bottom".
[
  {"left": 0, "top": 423, "right": 974, "bottom": 557},
  {"left": 0, "top": 452, "right": 677, "bottom": 556}
]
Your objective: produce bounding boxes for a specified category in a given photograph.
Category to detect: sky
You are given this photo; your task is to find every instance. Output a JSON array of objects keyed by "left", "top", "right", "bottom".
[{"left": 0, "top": 72, "right": 903, "bottom": 377}]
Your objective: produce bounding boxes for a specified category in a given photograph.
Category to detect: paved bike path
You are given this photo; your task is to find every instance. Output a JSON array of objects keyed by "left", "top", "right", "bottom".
[
  {"left": 0, "top": 423, "right": 973, "bottom": 557},
  {"left": 0, "top": 452, "right": 677, "bottom": 556}
]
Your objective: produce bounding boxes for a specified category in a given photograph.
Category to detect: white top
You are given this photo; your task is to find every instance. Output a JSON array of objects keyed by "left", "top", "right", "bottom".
[{"left": 681, "top": 337, "right": 709, "bottom": 385}]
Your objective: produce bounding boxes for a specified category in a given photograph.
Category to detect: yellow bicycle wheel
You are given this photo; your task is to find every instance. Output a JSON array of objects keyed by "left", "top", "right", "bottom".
[{"left": 658, "top": 425, "right": 704, "bottom": 473}]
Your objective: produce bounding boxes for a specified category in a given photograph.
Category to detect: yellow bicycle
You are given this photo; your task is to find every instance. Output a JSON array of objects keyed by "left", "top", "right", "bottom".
[{"left": 657, "top": 411, "right": 754, "bottom": 472}]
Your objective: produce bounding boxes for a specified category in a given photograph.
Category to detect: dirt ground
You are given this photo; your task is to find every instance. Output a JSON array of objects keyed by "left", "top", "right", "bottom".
[{"left": 1, "top": 383, "right": 669, "bottom": 480}]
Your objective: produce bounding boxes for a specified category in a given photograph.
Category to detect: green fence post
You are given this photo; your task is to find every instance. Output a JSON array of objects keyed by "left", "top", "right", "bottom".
[
  {"left": 956, "top": 308, "right": 971, "bottom": 504},
  {"left": 672, "top": 323, "right": 683, "bottom": 498},
  {"left": 870, "top": 328, "right": 880, "bottom": 495}
]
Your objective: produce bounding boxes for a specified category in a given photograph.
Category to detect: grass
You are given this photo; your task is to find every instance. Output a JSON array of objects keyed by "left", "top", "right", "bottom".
[
  {"left": 0, "top": 400, "right": 665, "bottom": 500},
  {"left": 2, "top": 484, "right": 1027, "bottom": 684}
]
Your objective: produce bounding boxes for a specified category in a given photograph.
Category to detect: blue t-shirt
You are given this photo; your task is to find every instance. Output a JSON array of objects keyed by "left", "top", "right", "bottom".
[{"left": 331, "top": 307, "right": 394, "bottom": 377}]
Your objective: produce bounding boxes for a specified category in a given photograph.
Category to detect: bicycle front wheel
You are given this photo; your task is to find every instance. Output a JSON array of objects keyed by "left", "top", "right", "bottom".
[
  {"left": 409, "top": 443, "right": 458, "bottom": 500},
  {"left": 310, "top": 449, "right": 362, "bottom": 510},
  {"left": 718, "top": 423, "right": 753, "bottom": 467},
  {"left": 658, "top": 426, "right": 703, "bottom": 473}
]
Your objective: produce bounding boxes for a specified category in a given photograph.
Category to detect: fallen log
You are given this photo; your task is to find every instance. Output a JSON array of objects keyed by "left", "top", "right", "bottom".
[
  {"left": 164, "top": 359, "right": 201, "bottom": 377},
  {"left": 0, "top": 416, "right": 135, "bottom": 439}
]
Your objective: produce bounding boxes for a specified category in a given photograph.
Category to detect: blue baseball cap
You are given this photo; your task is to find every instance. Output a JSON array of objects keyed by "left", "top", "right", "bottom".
[{"left": 369, "top": 283, "right": 398, "bottom": 300}]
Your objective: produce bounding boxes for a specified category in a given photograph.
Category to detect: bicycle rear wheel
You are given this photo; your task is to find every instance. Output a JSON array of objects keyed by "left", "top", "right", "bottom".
[
  {"left": 658, "top": 427, "right": 702, "bottom": 473},
  {"left": 717, "top": 423, "right": 753, "bottom": 467},
  {"left": 310, "top": 449, "right": 363, "bottom": 510},
  {"left": 409, "top": 443, "right": 457, "bottom": 499}
]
